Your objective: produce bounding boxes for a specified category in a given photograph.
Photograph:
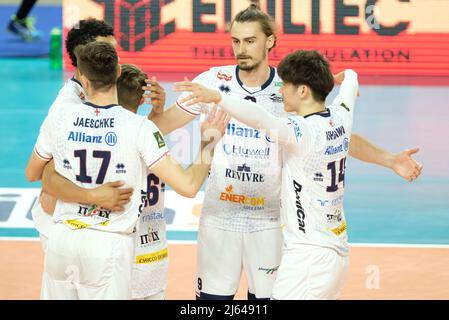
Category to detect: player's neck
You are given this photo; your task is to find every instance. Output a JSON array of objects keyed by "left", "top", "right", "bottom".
[
  {"left": 87, "top": 87, "right": 119, "bottom": 106},
  {"left": 296, "top": 101, "right": 326, "bottom": 117},
  {"left": 74, "top": 69, "right": 81, "bottom": 82},
  {"left": 237, "top": 61, "right": 271, "bottom": 87}
]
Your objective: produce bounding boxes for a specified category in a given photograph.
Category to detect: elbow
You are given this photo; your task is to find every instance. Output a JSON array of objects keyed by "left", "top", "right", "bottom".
[
  {"left": 177, "top": 182, "right": 199, "bottom": 198},
  {"left": 180, "top": 188, "right": 197, "bottom": 199},
  {"left": 25, "top": 170, "right": 40, "bottom": 182}
]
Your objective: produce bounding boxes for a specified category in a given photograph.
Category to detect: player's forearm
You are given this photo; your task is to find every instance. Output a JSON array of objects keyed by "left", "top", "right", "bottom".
[
  {"left": 25, "top": 151, "right": 48, "bottom": 182},
  {"left": 348, "top": 133, "right": 394, "bottom": 169},
  {"left": 41, "top": 164, "right": 91, "bottom": 204},
  {"left": 218, "top": 94, "right": 292, "bottom": 144},
  {"left": 184, "top": 141, "right": 214, "bottom": 196},
  {"left": 151, "top": 104, "right": 195, "bottom": 135}
]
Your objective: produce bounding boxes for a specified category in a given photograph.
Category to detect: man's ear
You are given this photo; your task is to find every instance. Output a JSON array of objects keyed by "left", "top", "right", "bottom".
[
  {"left": 79, "top": 73, "right": 89, "bottom": 91},
  {"left": 266, "top": 34, "right": 275, "bottom": 51},
  {"left": 117, "top": 64, "right": 122, "bottom": 78},
  {"left": 139, "top": 95, "right": 145, "bottom": 106},
  {"left": 297, "top": 85, "right": 307, "bottom": 99}
]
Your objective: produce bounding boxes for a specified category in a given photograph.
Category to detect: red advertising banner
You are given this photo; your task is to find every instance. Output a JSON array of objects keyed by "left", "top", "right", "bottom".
[{"left": 63, "top": 0, "right": 449, "bottom": 81}]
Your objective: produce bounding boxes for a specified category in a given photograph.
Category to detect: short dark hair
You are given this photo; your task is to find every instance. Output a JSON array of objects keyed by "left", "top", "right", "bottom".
[
  {"left": 278, "top": 50, "right": 334, "bottom": 102},
  {"left": 231, "top": 2, "right": 277, "bottom": 52},
  {"left": 117, "top": 64, "right": 148, "bottom": 111},
  {"left": 75, "top": 42, "right": 119, "bottom": 92},
  {"left": 66, "top": 19, "right": 114, "bottom": 67}
]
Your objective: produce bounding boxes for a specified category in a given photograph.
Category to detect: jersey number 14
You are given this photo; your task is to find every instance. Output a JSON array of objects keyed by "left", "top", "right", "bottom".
[{"left": 327, "top": 157, "right": 346, "bottom": 192}]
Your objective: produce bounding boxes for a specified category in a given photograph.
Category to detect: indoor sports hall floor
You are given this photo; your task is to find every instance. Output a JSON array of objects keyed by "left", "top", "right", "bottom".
[{"left": 0, "top": 56, "right": 448, "bottom": 300}]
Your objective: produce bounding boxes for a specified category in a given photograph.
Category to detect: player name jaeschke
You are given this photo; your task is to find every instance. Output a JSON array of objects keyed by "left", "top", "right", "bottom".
[{"left": 73, "top": 117, "right": 115, "bottom": 128}]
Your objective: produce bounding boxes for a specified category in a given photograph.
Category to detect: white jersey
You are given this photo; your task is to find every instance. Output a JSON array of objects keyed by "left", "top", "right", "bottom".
[
  {"left": 40, "top": 77, "right": 168, "bottom": 297},
  {"left": 34, "top": 99, "right": 169, "bottom": 234},
  {"left": 132, "top": 172, "right": 168, "bottom": 298},
  {"left": 32, "top": 78, "right": 87, "bottom": 236},
  {"left": 280, "top": 104, "right": 353, "bottom": 256},
  {"left": 48, "top": 78, "right": 87, "bottom": 114},
  {"left": 217, "top": 69, "right": 359, "bottom": 256},
  {"left": 176, "top": 65, "right": 288, "bottom": 232}
]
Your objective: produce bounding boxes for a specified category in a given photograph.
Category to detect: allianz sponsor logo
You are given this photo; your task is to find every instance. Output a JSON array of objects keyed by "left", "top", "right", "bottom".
[
  {"left": 326, "top": 125, "right": 346, "bottom": 141},
  {"left": 226, "top": 123, "right": 274, "bottom": 143},
  {"left": 67, "top": 131, "right": 118, "bottom": 146},
  {"left": 324, "top": 137, "right": 349, "bottom": 155},
  {"left": 225, "top": 164, "right": 264, "bottom": 183}
]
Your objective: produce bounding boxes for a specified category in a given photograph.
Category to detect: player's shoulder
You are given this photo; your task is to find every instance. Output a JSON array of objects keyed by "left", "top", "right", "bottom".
[
  {"left": 327, "top": 102, "right": 352, "bottom": 119},
  {"left": 253, "top": 66, "right": 283, "bottom": 95},
  {"left": 59, "top": 78, "right": 85, "bottom": 100},
  {"left": 49, "top": 78, "right": 85, "bottom": 113}
]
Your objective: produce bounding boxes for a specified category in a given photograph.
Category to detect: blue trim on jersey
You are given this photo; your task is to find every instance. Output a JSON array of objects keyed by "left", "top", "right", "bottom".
[
  {"left": 235, "top": 65, "right": 276, "bottom": 95},
  {"left": 70, "top": 77, "right": 83, "bottom": 88},
  {"left": 196, "top": 292, "right": 235, "bottom": 300},
  {"left": 248, "top": 292, "right": 270, "bottom": 300},
  {"left": 304, "top": 108, "right": 331, "bottom": 118},
  {"left": 83, "top": 102, "right": 120, "bottom": 109}
]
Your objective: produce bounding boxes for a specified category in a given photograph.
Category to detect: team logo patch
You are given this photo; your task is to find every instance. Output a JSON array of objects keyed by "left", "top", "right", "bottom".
[
  {"left": 153, "top": 131, "right": 166, "bottom": 148},
  {"left": 269, "top": 93, "right": 283, "bottom": 103},
  {"left": 217, "top": 72, "right": 232, "bottom": 81}
]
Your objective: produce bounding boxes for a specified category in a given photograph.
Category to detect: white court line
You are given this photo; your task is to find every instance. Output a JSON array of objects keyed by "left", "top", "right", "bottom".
[
  {"left": 0, "top": 237, "right": 197, "bottom": 245},
  {"left": 0, "top": 237, "right": 40, "bottom": 242},
  {"left": 2, "top": 237, "right": 449, "bottom": 249}
]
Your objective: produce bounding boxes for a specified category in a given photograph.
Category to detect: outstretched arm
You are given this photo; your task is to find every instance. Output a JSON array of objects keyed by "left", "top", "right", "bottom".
[
  {"left": 174, "top": 70, "right": 359, "bottom": 147},
  {"left": 174, "top": 81, "right": 295, "bottom": 145},
  {"left": 348, "top": 134, "right": 423, "bottom": 181}
]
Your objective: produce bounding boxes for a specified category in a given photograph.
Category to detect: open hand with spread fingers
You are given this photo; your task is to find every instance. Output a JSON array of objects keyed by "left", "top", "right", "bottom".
[
  {"left": 174, "top": 77, "right": 222, "bottom": 106},
  {"left": 391, "top": 147, "right": 423, "bottom": 182},
  {"left": 143, "top": 76, "right": 166, "bottom": 115}
]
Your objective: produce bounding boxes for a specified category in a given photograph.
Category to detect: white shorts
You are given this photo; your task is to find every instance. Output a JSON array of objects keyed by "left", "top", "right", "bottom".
[
  {"left": 132, "top": 290, "right": 165, "bottom": 300},
  {"left": 41, "top": 223, "right": 134, "bottom": 300},
  {"left": 31, "top": 198, "right": 55, "bottom": 252},
  {"left": 196, "top": 224, "right": 282, "bottom": 299},
  {"left": 272, "top": 245, "right": 349, "bottom": 300}
]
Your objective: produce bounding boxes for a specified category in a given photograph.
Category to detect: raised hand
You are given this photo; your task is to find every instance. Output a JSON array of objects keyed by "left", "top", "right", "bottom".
[
  {"left": 143, "top": 76, "right": 166, "bottom": 115},
  {"left": 174, "top": 77, "right": 222, "bottom": 106},
  {"left": 391, "top": 147, "right": 423, "bottom": 182},
  {"left": 199, "top": 106, "right": 230, "bottom": 164},
  {"left": 334, "top": 70, "right": 360, "bottom": 96},
  {"left": 201, "top": 105, "right": 230, "bottom": 142},
  {"left": 333, "top": 71, "right": 345, "bottom": 85}
]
